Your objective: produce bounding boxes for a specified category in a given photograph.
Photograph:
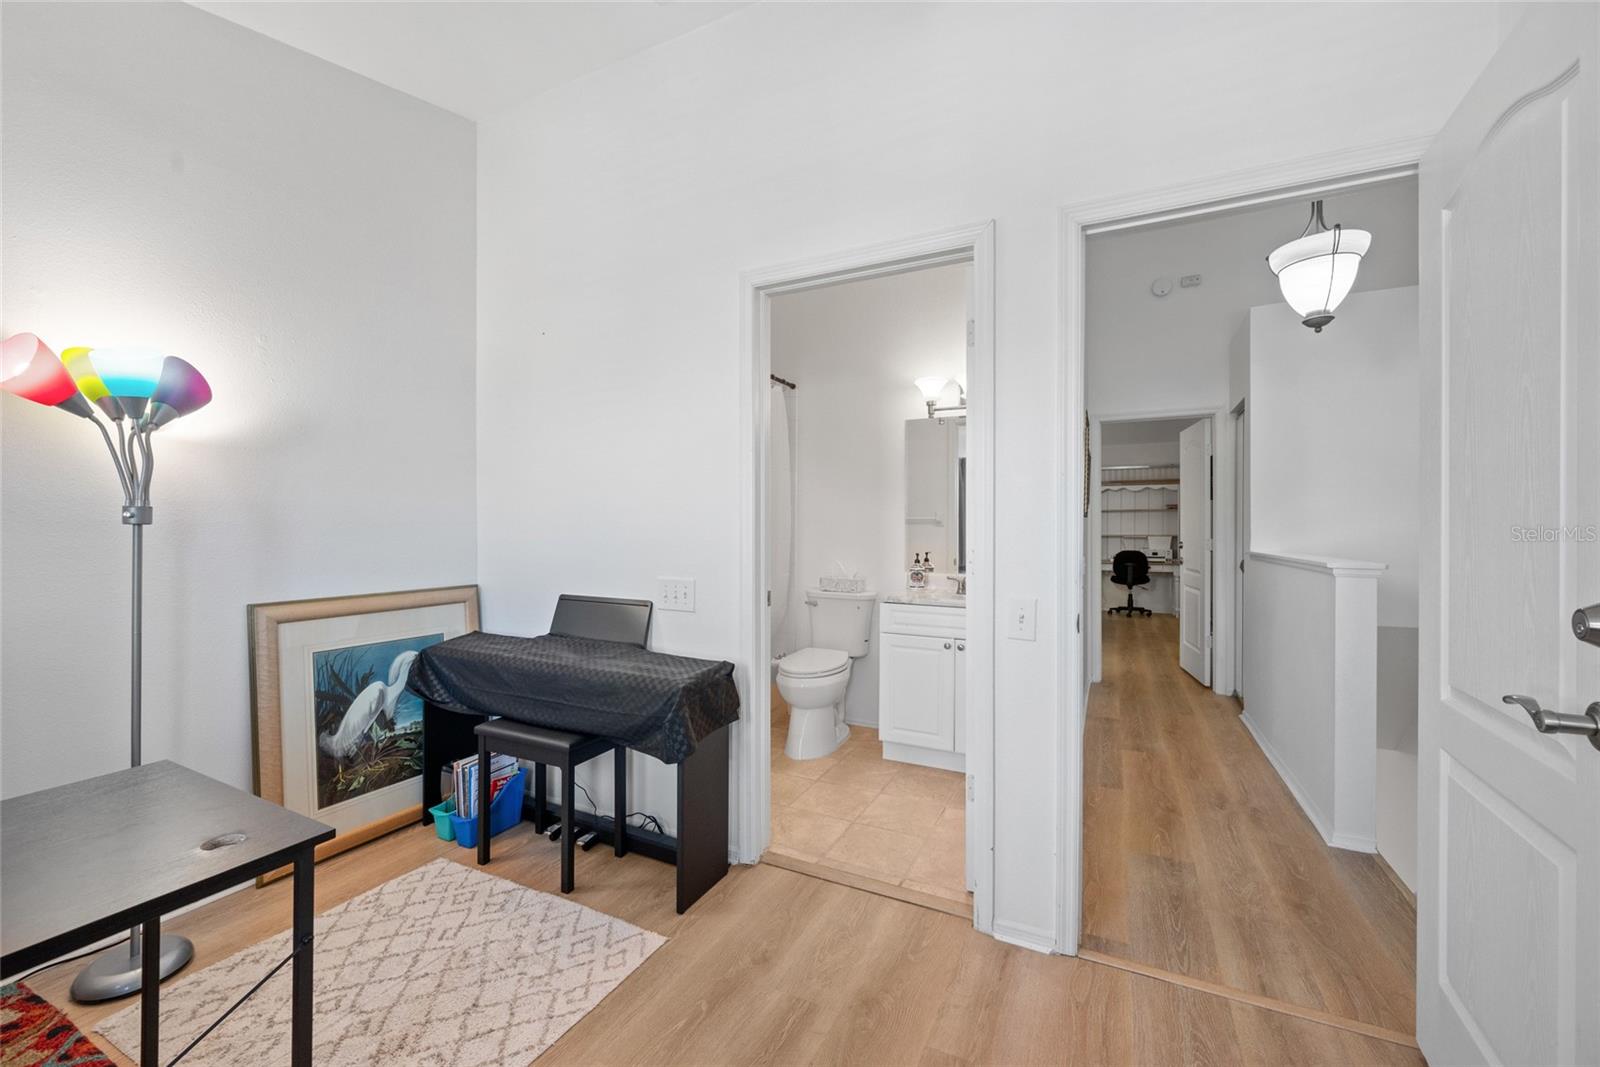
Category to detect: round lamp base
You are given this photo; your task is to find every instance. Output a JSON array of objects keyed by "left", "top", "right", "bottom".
[{"left": 69, "top": 934, "right": 194, "bottom": 1003}]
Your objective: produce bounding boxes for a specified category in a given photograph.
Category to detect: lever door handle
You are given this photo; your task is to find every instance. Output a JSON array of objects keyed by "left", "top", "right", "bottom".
[{"left": 1502, "top": 694, "right": 1600, "bottom": 750}]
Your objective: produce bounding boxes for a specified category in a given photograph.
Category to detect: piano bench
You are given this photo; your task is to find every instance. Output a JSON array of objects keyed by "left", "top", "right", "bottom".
[{"left": 472, "top": 719, "right": 623, "bottom": 893}]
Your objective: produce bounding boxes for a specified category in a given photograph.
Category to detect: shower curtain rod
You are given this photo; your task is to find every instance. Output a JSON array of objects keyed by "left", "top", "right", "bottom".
[{"left": 770, "top": 374, "right": 796, "bottom": 390}]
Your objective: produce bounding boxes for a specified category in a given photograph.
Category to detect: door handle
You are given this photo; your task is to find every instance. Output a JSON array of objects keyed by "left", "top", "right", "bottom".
[
  {"left": 1575, "top": 603, "right": 1600, "bottom": 646},
  {"left": 1502, "top": 694, "right": 1600, "bottom": 750}
]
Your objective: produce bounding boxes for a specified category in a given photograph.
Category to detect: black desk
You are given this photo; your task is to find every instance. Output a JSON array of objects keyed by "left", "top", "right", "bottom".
[
  {"left": 422, "top": 704, "right": 730, "bottom": 913},
  {"left": 1, "top": 761, "right": 334, "bottom": 1066}
]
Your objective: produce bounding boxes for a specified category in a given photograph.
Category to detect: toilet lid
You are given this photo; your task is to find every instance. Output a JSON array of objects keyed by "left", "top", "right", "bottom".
[{"left": 778, "top": 647, "right": 850, "bottom": 678}]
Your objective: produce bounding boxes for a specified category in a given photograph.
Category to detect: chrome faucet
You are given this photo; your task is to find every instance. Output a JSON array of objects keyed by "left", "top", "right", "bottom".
[{"left": 947, "top": 575, "right": 967, "bottom": 595}]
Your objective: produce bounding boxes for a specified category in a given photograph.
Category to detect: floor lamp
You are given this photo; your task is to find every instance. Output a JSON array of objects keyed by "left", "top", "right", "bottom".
[{"left": 1, "top": 333, "right": 212, "bottom": 1001}]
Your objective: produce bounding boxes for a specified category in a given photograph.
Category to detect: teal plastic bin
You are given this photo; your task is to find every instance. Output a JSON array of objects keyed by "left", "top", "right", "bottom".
[{"left": 428, "top": 797, "right": 457, "bottom": 841}]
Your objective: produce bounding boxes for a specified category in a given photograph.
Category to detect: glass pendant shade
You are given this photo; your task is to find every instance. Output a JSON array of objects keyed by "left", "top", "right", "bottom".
[
  {"left": 88, "top": 348, "right": 167, "bottom": 420},
  {"left": 915, "top": 376, "right": 949, "bottom": 403},
  {"left": 1, "top": 333, "right": 93, "bottom": 416},
  {"left": 143, "top": 356, "right": 213, "bottom": 428},
  {"left": 1268, "top": 222, "right": 1371, "bottom": 333}
]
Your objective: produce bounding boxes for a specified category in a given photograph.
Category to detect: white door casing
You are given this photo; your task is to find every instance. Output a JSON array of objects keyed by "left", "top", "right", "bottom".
[
  {"left": 1417, "top": 6, "right": 1600, "bottom": 1065},
  {"left": 1178, "top": 418, "right": 1213, "bottom": 685}
]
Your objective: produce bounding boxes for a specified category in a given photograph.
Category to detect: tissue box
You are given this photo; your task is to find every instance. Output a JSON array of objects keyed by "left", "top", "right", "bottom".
[{"left": 818, "top": 576, "right": 867, "bottom": 593}]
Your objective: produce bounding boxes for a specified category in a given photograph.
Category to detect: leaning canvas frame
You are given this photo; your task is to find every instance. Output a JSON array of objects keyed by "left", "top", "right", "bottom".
[{"left": 249, "top": 585, "right": 480, "bottom": 883}]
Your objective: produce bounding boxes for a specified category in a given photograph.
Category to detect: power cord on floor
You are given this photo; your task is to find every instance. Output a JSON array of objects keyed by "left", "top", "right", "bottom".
[
  {"left": 571, "top": 781, "right": 663, "bottom": 836},
  {"left": 6, "top": 936, "right": 130, "bottom": 986}
]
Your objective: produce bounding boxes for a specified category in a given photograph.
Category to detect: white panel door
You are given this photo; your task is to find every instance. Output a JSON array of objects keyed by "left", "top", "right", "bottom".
[
  {"left": 1418, "top": 6, "right": 1599, "bottom": 1065},
  {"left": 1178, "top": 419, "right": 1212, "bottom": 685},
  {"left": 878, "top": 632, "right": 955, "bottom": 750}
]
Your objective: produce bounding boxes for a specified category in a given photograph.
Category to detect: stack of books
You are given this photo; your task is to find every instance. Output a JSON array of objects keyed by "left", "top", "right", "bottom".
[{"left": 451, "top": 752, "right": 519, "bottom": 820}]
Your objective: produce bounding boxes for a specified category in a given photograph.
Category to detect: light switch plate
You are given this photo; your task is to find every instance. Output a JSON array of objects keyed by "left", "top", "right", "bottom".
[
  {"left": 1008, "top": 597, "right": 1037, "bottom": 640},
  {"left": 658, "top": 578, "right": 696, "bottom": 612}
]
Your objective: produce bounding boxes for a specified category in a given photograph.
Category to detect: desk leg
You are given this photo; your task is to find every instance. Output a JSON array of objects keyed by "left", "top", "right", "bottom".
[
  {"left": 140, "top": 916, "right": 160, "bottom": 1065},
  {"left": 291, "top": 850, "right": 314, "bottom": 1067},
  {"left": 675, "top": 724, "right": 730, "bottom": 914}
]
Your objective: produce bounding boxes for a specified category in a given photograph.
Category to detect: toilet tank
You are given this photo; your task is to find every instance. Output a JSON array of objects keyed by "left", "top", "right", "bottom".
[{"left": 806, "top": 588, "right": 877, "bottom": 657}]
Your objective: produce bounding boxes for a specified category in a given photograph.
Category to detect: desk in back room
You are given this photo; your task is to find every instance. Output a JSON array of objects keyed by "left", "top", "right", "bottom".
[{"left": 1101, "top": 559, "right": 1179, "bottom": 614}]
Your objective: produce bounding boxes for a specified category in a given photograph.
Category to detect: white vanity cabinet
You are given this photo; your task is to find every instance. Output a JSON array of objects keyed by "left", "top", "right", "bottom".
[{"left": 877, "top": 599, "right": 966, "bottom": 772}]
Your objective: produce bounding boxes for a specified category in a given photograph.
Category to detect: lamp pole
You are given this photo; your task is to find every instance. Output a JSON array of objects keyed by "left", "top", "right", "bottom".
[{"left": 69, "top": 417, "right": 195, "bottom": 1004}]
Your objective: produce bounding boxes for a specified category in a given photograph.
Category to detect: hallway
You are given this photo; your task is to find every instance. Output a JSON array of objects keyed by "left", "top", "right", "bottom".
[{"left": 1082, "top": 614, "right": 1417, "bottom": 1037}]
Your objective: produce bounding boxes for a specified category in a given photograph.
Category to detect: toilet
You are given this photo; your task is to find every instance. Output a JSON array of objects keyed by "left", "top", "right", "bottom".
[{"left": 777, "top": 587, "right": 876, "bottom": 760}]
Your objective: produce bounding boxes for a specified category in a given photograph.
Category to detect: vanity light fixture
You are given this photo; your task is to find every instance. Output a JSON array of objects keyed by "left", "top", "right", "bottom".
[
  {"left": 1266, "top": 199, "right": 1371, "bottom": 333},
  {"left": 914, "top": 376, "right": 966, "bottom": 419}
]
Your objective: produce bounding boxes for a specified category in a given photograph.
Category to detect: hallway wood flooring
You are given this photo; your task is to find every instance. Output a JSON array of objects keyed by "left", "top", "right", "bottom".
[
  {"left": 31, "top": 819, "right": 1421, "bottom": 1065},
  {"left": 1083, "top": 613, "right": 1418, "bottom": 1036}
]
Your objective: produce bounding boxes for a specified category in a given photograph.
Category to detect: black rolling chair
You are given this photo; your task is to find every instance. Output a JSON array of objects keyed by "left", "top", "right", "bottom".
[{"left": 1108, "top": 549, "right": 1152, "bottom": 617}]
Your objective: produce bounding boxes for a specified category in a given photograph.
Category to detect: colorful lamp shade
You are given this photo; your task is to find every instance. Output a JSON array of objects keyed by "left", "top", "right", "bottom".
[
  {"left": 62, "top": 346, "right": 127, "bottom": 420},
  {"left": 144, "top": 356, "right": 212, "bottom": 429},
  {"left": 87, "top": 348, "right": 167, "bottom": 420},
  {"left": 1, "top": 333, "right": 93, "bottom": 417}
]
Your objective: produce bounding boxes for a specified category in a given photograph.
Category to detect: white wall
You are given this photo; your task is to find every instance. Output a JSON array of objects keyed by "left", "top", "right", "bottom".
[
  {"left": 0, "top": 2, "right": 478, "bottom": 799},
  {"left": 1249, "top": 287, "right": 1420, "bottom": 628},
  {"left": 1088, "top": 179, "right": 1420, "bottom": 417},
  {"left": 474, "top": 2, "right": 1497, "bottom": 947},
  {"left": 1242, "top": 554, "right": 1381, "bottom": 851},
  {"left": 1248, "top": 286, "right": 1420, "bottom": 880},
  {"left": 770, "top": 263, "right": 969, "bottom": 726}
]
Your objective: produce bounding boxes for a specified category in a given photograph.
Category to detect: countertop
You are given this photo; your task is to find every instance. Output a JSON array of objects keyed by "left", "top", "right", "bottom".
[{"left": 883, "top": 590, "right": 967, "bottom": 608}]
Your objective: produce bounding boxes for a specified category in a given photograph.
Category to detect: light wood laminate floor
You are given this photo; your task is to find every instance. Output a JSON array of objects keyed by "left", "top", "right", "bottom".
[
  {"left": 1083, "top": 613, "right": 1417, "bottom": 1035},
  {"left": 769, "top": 688, "right": 969, "bottom": 908},
  {"left": 29, "top": 820, "right": 1422, "bottom": 1065}
]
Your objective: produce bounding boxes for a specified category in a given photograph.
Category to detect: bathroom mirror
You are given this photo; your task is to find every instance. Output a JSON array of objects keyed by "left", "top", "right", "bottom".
[{"left": 904, "top": 416, "right": 966, "bottom": 575}]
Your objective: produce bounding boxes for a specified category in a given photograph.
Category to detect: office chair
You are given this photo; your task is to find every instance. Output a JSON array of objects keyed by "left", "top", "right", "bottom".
[{"left": 1108, "top": 549, "right": 1153, "bottom": 617}]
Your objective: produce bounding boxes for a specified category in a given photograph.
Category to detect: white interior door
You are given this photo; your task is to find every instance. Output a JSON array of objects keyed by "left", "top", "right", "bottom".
[
  {"left": 1417, "top": 6, "right": 1599, "bottom": 1065},
  {"left": 1177, "top": 419, "right": 1212, "bottom": 684}
]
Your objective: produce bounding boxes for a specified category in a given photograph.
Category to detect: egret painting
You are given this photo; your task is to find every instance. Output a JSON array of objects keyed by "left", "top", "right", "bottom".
[{"left": 312, "top": 634, "right": 441, "bottom": 809}]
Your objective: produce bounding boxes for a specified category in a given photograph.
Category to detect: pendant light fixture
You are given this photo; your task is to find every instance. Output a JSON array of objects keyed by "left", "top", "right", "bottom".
[{"left": 1266, "top": 200, "right": 1371, "bottom": 333}]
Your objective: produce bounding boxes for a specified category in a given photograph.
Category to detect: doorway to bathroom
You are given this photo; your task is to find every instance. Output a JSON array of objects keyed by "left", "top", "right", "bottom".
[{"left": 738, "top": 223, "right": 995, "bottom": 931}]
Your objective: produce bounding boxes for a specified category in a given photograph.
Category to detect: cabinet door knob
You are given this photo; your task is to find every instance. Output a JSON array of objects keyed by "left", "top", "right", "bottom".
[
  {"left": 957, "top": 643, "right": 966, "bottom": 651},
  {"left": 943, "top": 642, "right": 952, "bottom": 649}
]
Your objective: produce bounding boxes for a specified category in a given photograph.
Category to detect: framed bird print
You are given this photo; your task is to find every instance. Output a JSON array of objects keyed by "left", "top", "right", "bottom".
[{"left": 249, "top": 585, "right": 479, "bottom": 880}]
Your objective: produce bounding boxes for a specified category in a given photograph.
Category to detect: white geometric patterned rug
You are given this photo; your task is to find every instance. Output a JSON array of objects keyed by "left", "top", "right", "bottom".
[{"left": 97, "top": 858, "right": 665, "bottom": 1066}]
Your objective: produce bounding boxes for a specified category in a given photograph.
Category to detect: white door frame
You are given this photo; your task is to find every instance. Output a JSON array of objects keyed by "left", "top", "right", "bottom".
[
  {"left": 1087, "top": 407, "right": 1229, "bottom": 695},
  {"left": 738, "top": 221, "right": 997, "bottom": 933},
  {"left": 1056, "top": 138, "right": 1427, "bottom": 954}
]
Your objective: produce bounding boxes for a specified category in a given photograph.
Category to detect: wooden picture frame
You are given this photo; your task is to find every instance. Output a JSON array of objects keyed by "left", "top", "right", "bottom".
[{"left": 248, "top": 585, "right": 480, "bottom": 882}]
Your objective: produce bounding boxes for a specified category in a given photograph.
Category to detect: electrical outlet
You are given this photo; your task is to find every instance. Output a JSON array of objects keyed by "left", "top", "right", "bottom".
[
  {"left": 1008, "top": 597, "right": 1037, "bottom": 641},
  {"left": 658, "top": 578, "right": 696, "bottom": 612}
]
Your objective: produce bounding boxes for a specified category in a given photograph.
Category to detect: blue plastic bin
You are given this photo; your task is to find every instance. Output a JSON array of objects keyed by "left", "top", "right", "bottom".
[{"left": 450, "top": 768, "right": 526, "bottom": 849}]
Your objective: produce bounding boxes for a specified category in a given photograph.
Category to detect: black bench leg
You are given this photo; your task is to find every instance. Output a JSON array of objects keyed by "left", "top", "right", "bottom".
[
  {"left": 477, "top": 735, "right": 492, "bottom": 866},
  {"left": 560, "top": 765, "right": 576, "bottom": 893},
  {"left": 532, "top": 763, "right": 547, "bottom": 833},
  {"left": 613, "top": 746, "right": 627, "bottom": 858}
]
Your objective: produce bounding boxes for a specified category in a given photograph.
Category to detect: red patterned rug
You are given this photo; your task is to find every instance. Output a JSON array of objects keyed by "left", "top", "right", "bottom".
[{"left": 0, "top": 983, "right": 114, "bottom": 1067}]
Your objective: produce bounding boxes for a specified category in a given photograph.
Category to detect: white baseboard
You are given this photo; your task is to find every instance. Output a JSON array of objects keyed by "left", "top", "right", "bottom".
[
  {"left": 1329, "top": 831, "right": 1378, "bottom": 853},
  {"left": 882, "top": 741, "right": 965, "bottom": 773},
  {"left": 992, "top": 918, "right": 1057, "bottom": 955},
  {"left": 1238, "top": 710, "right": 1336, "bottom": 845}
]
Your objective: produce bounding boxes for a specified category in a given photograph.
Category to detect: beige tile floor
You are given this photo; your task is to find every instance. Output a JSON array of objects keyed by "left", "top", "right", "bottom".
[{"left": 769, "top": 688, "right": 970, "bottom": 904}]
